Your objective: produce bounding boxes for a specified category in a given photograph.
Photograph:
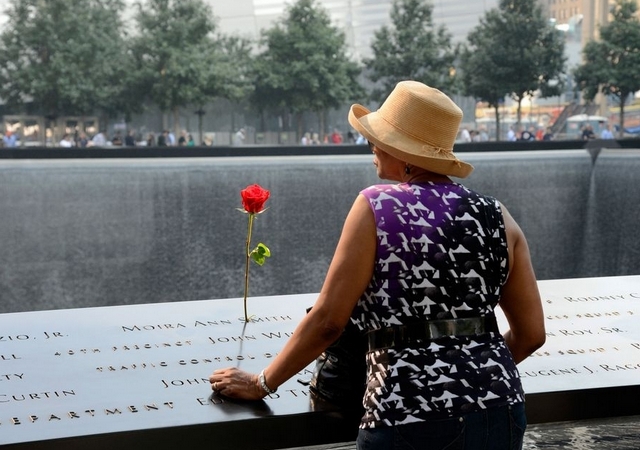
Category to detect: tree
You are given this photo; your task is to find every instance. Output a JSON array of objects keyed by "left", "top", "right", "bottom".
[
  {"left": 251, "top": 0, "right": 364, "bottom": 138},
  {"left": 459, "top": 26, "right": 511, "bottom": 140},
  {"left": 364, "top": 0, "right": 457, "bottom": 103},
  {"left": 0, "top": 0, "right": 132, "bottom": 140},
  {"left": 130, "top": 0, "right": 251, "bottom": 137},
  {"left": 574, "top": 0, "right": 640, "bottom": 137},
  {"left": 469, "top": 0, "right": 566, "bottom": 130}
]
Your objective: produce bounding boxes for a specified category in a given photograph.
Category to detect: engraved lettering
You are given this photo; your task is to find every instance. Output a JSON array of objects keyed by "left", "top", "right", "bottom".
[
  {"left": 68, "top": 412, "right": 80, "bottom": 419},
  {"left": 48, "top": 415, "right": 61, "bottom": 421},
  {"left": 0, "top": 373, "right": 24, "bottom": 381},
  {"left": 632, "top": 343, "right": 640, "bottom": 350},
  {"left": 161, "top": 378, "right": 209, "bottom": 388},
  {"left": 0, "top": 354, "right": 21, "bottom": 360},
  {"left": 194, "top": 320, "right": 232, "bottom": 327},
  {"left": 0, "top": 335, "right": 30, "bottom": 341},
  {"left": 12, "top": 417, "right": 20, "bottom": 425},
  {"left": 521, "top": 368, "right": 582, "bottom": 377},
  {"left": 129, "top": 406, "right": 139, "bottom": 413},
  {"left": 248, "top": 316, "right": 293, "bottom": 323},
  {"left": 105, "top": 408, "right": 122, "bottom": 415},
  {"left": 559, "top": 329, "right": 593, "bottom": 336},
  {"left": 43, "top": 332, "right": 64, "bottom": 339},
  {"left": 261, "top": 332, "right": 293, "bottom": 339},
  {"left": 600, "top": 363, "right": 640, "bottom": 371},
  {"left": 121, "top": 324, "right": 187, "bottom": 332},
  {"left": 0, "top": 390, "right": 75, "bottom": 403},
  {"left": 29, "top": 415, "right": 38, "bottom": 423},
  {"left": 600, "top": 327, "right": 626, "bottom": 333}
]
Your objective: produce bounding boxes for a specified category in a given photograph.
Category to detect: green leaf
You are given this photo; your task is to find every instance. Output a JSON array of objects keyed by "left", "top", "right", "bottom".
[{"left": 250, "top": 243, "right": 271, "bottom": 266}]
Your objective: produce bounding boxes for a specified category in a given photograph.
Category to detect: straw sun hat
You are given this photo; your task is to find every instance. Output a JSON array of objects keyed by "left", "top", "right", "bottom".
[{"left": 348, "top": 80, "right": 473, "bottom": 178}]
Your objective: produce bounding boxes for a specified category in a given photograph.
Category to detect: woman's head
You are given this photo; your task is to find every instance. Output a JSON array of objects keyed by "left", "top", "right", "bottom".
[{"left": 348, "top": 80, "right": 473, "bottom": 178}]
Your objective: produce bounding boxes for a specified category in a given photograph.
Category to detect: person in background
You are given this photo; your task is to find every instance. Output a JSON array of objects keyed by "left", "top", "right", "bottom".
[
  {"left": 92, "top": 129, "right": 107, "bottom": 147},
  {"left": 59, "top": 133, "right": 73, "bottom": 147},
  {"left": 210, "top": 81, "right": 545, "bottom": 450},
  {"left": 157, "top": 130, "right": 168, "bottom": 146},
  {"left": 178, "top": 130, "right": 188, "bottom": 146},
  {"left": 111, "top": 131, "right": 123, "bottom": 146},
  {"left": 478, "top": 126, "right": 489, "bottom": 142},
  {"left": 2, "top": 130, "right": 17, "bottom": 147},
  {"left": 124, "top": 129, "right": 136, "bottom": 146},
  {"left": 518, "top": 126, "right": 535, "bottom": 141},
  {"left": 600, "top": 123, "right": 614, "bottom": 139},
  {"left": 330, "top": 128, "right": 343, "bottom": 144},
  {"left": 146, "top": 133, "right": 156, "bottom": 147},
  {"left": 542, "top": 127, "right": 554, "bottom": 141},
  {"left": 581, "top": 124, "right": 596, "bottom": 140},
  {"left": 76, "top": 131, "right": 89, "bottom": 147},
  {"left": 459, "top": 127, "right": 471, "bottom": 142},
  {"left": 233, "top": 128, "right": 246, "bottom": 146}
]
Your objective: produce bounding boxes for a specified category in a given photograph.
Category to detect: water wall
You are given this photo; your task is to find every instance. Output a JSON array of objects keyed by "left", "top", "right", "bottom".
[{"left": 0, "top": 148, "right": 638, "bottom": 313}]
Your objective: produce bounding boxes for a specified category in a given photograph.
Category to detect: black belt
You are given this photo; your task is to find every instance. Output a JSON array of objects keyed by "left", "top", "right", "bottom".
[{"left": 367, "top": 315, "right": 499, "bottom": 351}]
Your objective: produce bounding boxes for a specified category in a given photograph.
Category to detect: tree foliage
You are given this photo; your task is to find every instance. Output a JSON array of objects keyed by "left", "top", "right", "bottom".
[
  {"left": 130, "top": 0, "right": 252, "bottom": 133},
  {"left": 463, "top": 0, "right": 566, "bottom": 129},
  {"left": 364, "top": 0, "right": 457, "bottom": 103},
  {"left": 459, "top": 24, "right": 512, "bottom": 139},
  {"left": 251, "top": 0, "right": 364, "bottom": 136},
  {"left": 0, "top": 0, "right": 131, "bottom": 122},
  {"left": 574, "top": 0, "right": 640, "bottom": 137}
]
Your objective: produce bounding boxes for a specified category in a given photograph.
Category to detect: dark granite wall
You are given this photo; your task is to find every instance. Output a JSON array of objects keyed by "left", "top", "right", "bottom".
[{"left": 0, "top": 149, "right": 637, "bottom": 313}]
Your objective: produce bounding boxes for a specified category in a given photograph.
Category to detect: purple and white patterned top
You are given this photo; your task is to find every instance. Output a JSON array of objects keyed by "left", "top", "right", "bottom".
[{"left": 352, "top": 182, "right": 524, "bottom": 428}]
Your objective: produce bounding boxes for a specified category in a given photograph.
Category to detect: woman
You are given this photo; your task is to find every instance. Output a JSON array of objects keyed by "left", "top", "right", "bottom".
[{"left": 210, "top": 81, "right": 545, "bottom": 450}]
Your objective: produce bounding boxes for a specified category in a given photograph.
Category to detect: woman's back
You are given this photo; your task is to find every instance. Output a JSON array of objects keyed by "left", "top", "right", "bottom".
[{"left": 353, "top": 181, "right": 524, "bottom": 427}]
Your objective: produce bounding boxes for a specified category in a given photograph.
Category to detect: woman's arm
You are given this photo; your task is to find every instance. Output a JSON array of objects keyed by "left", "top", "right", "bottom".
[
  {"left": 499, "top": 203, "right": 546, "bottom": 364},
  {"left": 210, "top": 194, "right": 377, "bottom": 399}
]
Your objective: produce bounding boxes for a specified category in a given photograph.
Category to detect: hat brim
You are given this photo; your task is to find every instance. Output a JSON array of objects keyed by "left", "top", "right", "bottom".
[{"left": 348, "top": 104, "right": 473, "bottom": 178}]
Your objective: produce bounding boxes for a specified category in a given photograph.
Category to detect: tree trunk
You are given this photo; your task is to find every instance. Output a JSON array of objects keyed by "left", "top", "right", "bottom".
[
  {"left": 197, "top": 108, "right": 204, "bottom": 145},
  {"left": 173, "top": 107, "right": 180, "bottom": 138},
  {"left": 516, "top": 97, "right": 523, "bottom": 135},
  {"left": 318, "top": 110, "right": 325, "bottom": 141},
  {"left": 619, "top": 101, "right": 625, "bottom": 139},
  {"left": 494, "top": 104, "right": 501, "bottom": 141},
  {"left": 296, "top": 111, "right": 303, "bottom": 143}
]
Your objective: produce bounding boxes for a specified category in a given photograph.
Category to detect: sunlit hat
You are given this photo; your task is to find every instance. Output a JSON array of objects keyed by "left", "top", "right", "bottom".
[{"left": 348, "top": 80, "right": 473, "bottom": 178}]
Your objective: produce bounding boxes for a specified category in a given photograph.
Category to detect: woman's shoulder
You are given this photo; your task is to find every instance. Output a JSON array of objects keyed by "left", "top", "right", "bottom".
[{"left": 360, "top": 183, "right": 405, "bottom": 198}]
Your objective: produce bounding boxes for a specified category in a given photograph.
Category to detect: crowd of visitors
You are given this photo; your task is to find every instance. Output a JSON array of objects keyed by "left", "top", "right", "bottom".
[{"left": 0, "top": 120, "right": 624, "bottom": 148}]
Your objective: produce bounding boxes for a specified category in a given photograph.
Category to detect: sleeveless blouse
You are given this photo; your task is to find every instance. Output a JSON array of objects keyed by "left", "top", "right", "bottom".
[{"left": 352, "top": 182, "right": 524, "bottom": 428}]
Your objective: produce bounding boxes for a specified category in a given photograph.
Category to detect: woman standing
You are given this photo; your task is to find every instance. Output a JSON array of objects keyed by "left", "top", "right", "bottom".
[{"left": 210, "top": 81, "right": 545, "bottom": 450}]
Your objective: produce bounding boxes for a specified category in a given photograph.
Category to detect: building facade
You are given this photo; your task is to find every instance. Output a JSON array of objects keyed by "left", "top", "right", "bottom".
[{"left": 212, "top": 0, "right": 500, "bottom": 62}]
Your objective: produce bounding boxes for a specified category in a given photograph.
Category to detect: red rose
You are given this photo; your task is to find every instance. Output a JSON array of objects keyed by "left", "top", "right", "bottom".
[{"left": 241, "top": 184, "right": 270, "bottom": 214}]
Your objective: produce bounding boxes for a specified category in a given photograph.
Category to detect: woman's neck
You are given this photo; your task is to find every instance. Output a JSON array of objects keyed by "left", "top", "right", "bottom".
[{"left": 403, "top": 169, "right": 452, "bottom": 184}]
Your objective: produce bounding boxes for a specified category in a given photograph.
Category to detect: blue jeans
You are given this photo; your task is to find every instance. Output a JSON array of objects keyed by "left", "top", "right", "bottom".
[{"left": 356, "top": 404, "right": 526, "bottom": 450}]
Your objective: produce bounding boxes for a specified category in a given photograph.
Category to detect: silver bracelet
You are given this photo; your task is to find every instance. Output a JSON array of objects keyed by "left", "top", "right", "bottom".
[{"left": 258, "top": 369, "right": 277, "bottom": 394}]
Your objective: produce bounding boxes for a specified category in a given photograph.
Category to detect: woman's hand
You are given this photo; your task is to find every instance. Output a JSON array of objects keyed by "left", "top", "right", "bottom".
[{"left": 209, "top": 367, "right": 267, "bottom": 400}]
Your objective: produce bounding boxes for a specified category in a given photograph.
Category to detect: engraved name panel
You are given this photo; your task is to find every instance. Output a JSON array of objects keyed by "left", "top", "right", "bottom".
[
  {"left": 502, "top": 275, "right": 640, "bottom": 393},
  {"left": 0, "top": 293, "right": 320, "bottom": 446}
]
